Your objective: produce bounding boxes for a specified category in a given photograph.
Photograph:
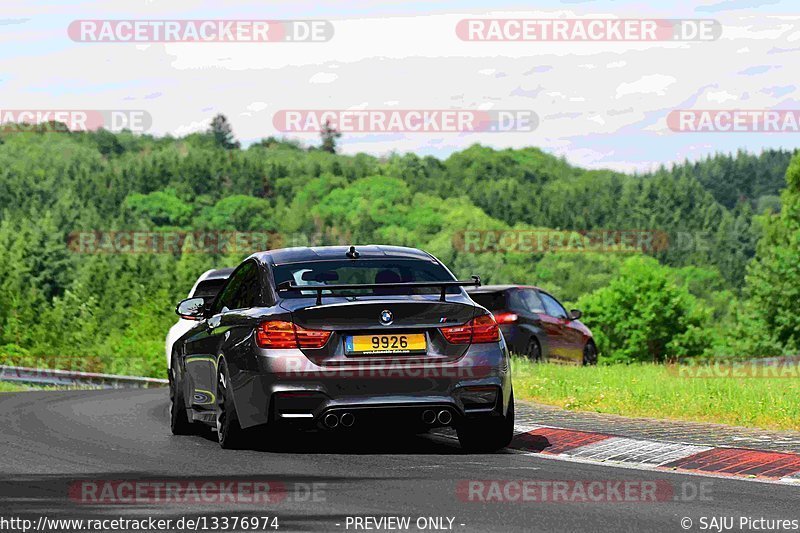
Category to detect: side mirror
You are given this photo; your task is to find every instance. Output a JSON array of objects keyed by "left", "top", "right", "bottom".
[
  {"left": 176, "top": 297, "right": 206, "bottom": 320},
  {"left": 568, "top": 309, "right": 582, "bottom": 321}
]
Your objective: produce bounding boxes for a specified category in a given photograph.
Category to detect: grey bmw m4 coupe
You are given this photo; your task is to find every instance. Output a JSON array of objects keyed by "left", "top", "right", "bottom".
[{"left": 170, "top": 245, "right": 514, "bottom": 452}]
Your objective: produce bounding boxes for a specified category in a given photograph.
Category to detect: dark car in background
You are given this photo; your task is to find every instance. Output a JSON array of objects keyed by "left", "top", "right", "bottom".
[
  {"left": 170, "top": 246, "right": 515, "bottom": 452},
  {"left": 467, "top": 285, "right": 597, "bottom": 365}
]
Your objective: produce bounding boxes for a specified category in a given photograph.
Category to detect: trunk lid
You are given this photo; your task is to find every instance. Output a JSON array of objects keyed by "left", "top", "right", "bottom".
[{"left": 279, "top": 295, "right": 477, "bottom": 365}]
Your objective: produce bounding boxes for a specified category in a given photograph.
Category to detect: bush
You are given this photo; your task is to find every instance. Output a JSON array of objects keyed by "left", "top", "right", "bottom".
[{"left": 577, "top": 256, "right": 713, "bottom": 363}]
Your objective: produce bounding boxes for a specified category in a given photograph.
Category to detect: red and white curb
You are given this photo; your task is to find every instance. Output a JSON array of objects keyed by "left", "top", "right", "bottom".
[{"left": 509, "top": 424, "right": 800, "bottom": 485}]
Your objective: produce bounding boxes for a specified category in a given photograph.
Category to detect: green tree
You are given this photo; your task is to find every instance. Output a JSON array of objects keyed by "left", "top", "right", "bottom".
[
  {"left": 577, "top": 256, "right": 712, "bottom": 363},
  {"left": 208, "top": 114, "right": 240, "bottom": 150},
  {"left": 123, "top": 189, "right": 193, "bottom": 226},
  {"left": 320, "top": 120, "right": 341, "bottom": 154},
  {"left": 738, "top": 154, "right": 800, "bottom": 354},
  {"left": 202, "top": 195, "right": 273, "bottom": 231}
]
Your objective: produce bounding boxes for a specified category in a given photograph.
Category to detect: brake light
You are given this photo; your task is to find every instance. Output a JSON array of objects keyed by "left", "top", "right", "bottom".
[
  {"left": 256, "top": 321, "right": 331, "bottom": 349},
  {"left": 441, "top": 314, "right": 501, "bottom": 344},
  {"left": 440, "top": 322, "right": 472, "bottom": 344},
  {"left": 256, "top": 320, "right": 296, "bottom": 349},
  {"left": 295, "top": 325, "right": 332, "bottom": 349},
  {"left": 493, "top": 312, "right": 518, "bottom": 324}
]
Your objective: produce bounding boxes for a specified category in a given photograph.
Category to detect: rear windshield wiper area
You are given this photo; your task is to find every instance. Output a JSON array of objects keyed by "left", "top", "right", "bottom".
[{"left": 277, "top": 276, "right": 481, "bottom": 305}]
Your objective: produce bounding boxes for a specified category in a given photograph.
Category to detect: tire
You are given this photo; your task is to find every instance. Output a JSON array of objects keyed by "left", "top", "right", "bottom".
[
  {"left": 457, "top": 393, "right": 515, "bottom": 453},
  {"left": 525, "top": 338, "right": 543, "bottom": 362},
  {"left": 215, "top": 361, "right": 246, "bottom": 449},
  {"left": 169, "top": 361, "right": 194, "bottom": 435},
  {"left": 582, "top": 341, "right": 598, "bottom": 366}
]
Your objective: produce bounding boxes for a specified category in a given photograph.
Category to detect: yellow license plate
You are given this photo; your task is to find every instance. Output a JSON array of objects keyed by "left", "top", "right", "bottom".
[{"left": 346, "top": 334, "right": 426, "bottom": 355}]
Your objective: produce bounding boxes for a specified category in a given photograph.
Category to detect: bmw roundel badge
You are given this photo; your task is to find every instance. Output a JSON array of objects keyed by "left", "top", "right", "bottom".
[{"left": 380, "top": 310, "right": 393, "bottom": 325}]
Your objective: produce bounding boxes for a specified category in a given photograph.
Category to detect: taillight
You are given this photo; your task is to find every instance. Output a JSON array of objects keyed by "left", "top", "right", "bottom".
[
  {"left": 440, "top": 322, "right": 472, "bottom": 344},
  {"left": 256, "top": 320, "right": 331, "bottom": 349},
  {"left": 256, "top": 320, "right": 296, "bottom": 349},
  {"left": 441, "top": 314, "right": 501, "bottom": 344},
  {"left": 295, "top": 325, "right": 332, "bottom": 349},
  {"left": 493, "top": 312, "right": 518, "bottom": 324}
]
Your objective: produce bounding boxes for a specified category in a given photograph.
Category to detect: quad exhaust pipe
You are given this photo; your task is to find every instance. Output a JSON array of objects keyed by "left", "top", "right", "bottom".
[
  {"left": 323, "top": 412, "right": 355, "bottom": 429},
  {"left": 340, "top": 412, "right": 355, "bottom": 427},
  {"left": 326, "top": 409, "right": 450, "bottom": 429},
  {"left": 323, "top": 413, "right": 339, "bottom": 428},
  {"left": 421, "top": 409, "right": 452, "bottom": 425}
]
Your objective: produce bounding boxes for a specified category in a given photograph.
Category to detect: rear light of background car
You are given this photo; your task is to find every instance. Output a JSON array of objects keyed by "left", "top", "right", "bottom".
[
  {"left": 492, "top": 311, "right": 518, "bottom": 324},
  {"left": 441, "top": 314, "right": 501, "bottom": 344},
  {"left": 256, "top": 320, "right": 331, "bottom": 349}
]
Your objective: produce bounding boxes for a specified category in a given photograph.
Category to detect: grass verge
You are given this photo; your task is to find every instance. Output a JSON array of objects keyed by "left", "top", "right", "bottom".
[
  {"left": 0, "top": 382, "right": 29, "bottom": 392},
  {"left": 511, "top": 357, "right": 800, "bottom": 432}
]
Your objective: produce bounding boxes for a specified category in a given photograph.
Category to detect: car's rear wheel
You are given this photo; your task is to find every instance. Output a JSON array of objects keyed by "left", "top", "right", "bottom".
[
  {"left": 582, "top": 341, "right": 598, "bottom": 366},
  {"left": 525, "top": 338, "right": 543, "bottom": 362},
  {"left": 169, "top": 361, "right": 194, "bottom": 435},
  {"left": 457, "top": 393, "right": 514, "bottom": 453},
  {"left": 216, "top": 361, "right": 245, "bottom": 449}
]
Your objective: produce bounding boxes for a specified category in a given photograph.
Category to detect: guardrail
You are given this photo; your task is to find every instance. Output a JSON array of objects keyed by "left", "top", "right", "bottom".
[{"left": 0, "top": 365, "right": 167, "bottom": 389}]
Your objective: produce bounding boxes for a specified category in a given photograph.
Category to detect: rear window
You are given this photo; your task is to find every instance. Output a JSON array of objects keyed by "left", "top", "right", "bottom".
[
  {"left": 469, "top": 291, "right": 506, "bottom": 311},
  {"left": 272, "top": 259, "right": 459, "bottom": 298}
]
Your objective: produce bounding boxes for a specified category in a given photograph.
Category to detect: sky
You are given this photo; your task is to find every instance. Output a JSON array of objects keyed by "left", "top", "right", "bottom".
[{"left": 1, "top": 0, "right": 799, "bottom": 172}]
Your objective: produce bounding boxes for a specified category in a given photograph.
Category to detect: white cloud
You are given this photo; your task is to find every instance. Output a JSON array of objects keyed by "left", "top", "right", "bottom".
[
  {"left": 706, "top": 90, "right": 738, "bottom": 103},
  {"left": 2, "top": 3, "right": 798, "bottom": 171},
  {"left": 615, "top": 75, "right": 677, "bottom": 98},
  {"left": 173, "top": 119, "right": 211, "bottom": 137},
  {"left": 309, "top": 72, "right": 338, "bottom": 84}
]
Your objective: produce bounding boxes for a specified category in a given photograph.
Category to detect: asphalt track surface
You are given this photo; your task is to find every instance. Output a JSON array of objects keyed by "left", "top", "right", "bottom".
[{"left": 0, "top": 389, "right": 797, "bottom": 533}]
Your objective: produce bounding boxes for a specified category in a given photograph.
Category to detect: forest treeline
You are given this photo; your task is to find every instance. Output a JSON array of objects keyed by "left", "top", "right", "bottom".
[{"left": 0, "top": 120, "right": 797, "bottom": 375}]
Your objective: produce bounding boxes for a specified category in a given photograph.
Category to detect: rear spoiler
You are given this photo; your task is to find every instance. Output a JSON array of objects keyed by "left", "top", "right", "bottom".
[{"left": 277, "top": 276, "right": 481, "bottom": 305}]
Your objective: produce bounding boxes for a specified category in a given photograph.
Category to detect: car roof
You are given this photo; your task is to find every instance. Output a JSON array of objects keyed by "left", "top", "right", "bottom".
[
  {"left": 254, "top": 245, "right": 436, "bottom": 266},
  {"left": 467, "top": 284, "right": 543, "bottom": 293},
  {"left": 200, "top": 267, "right": 235, "bottom": 281},
  {"left": 188, "top": 267, "right": 236, "bottom": 298}
]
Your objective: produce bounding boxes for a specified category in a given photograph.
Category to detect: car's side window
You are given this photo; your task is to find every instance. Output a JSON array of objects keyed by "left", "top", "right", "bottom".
[
  {"left": 232, "top": 263, "right": 261, "bottom": 310},
  {"left": 506, "top": 290, "right": 527, "bottom": 313},
  {"left": 539, "top": 291, "right": 568, "bottom": 319},
  {"left": 507, "top": 289, "right": 546, "bottom": 314},
  {"left": 520, "top": 289, "right": 546, "bottom": 314},
  {"left": 211, "top": 263, "right": 252, "bottom": 314}
]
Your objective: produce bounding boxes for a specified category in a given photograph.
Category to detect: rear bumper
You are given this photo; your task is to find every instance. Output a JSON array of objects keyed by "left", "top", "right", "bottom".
[{"left": 229, "top": 342, "right": 512, "bottom": 429}]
